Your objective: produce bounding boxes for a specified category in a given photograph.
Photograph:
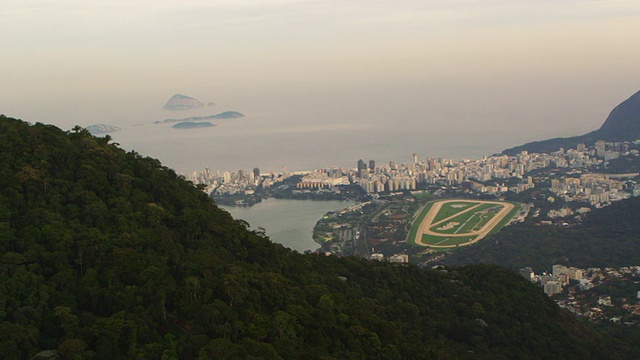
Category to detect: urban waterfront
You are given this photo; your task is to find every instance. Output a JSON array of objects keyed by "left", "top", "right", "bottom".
[{"left": 221, "top": 198, "right": 355, "bottom": 252}]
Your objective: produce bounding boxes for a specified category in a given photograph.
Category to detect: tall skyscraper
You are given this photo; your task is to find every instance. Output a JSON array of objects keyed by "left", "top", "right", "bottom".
[
  {"left": 412, "top": 153, "right": 418, "bottom": 164},
  {"left": 357, "top": 159, "right": 366, "bottom": 178},
  {"left": 253, "top": 167, "right": 260, "bottom": 178},
  {"left": 369, "top": 160, "right": 375, "bottom": 171}
]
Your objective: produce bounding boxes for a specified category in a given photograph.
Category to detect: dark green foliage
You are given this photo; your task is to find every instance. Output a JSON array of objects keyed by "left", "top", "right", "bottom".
[
  {"left": 601, "top": 156, "right": 640, "bottom": 174},
  {"left": 0, "top": 115, "right": 617, "bottom": 358}
]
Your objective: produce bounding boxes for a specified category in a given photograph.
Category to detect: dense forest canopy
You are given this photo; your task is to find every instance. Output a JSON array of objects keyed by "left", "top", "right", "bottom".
[{"left": 0, "top": 115, "right": 621, "bottom": 359}]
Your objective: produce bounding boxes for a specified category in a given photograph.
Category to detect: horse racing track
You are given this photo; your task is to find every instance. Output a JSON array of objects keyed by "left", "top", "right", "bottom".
[{"left": 407, "top": 199, "right": 519, "bottom": 248}]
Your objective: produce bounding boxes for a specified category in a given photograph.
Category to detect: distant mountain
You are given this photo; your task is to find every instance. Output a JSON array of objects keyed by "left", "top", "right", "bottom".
[
  {"left": 85, "top": 124, "right": 122, "bottom": 134},
  {"left": 504, "top": 89, "right": 640, "bottom": 155},
  {"left": 172, "top": 121, "right": 215, "bottom": 129},
  {"left": 597, "top": 89, "right": 640, "bottom": 139},
  {"left": 163, "top": 94, "right": 204, "bottom": 110},
  {"left": 153, "top": 111, "right": 245, "bottom": 124}
]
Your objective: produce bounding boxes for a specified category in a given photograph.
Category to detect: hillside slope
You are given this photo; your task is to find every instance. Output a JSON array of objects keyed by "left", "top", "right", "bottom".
[{"left": 0, "top": 115, "right": 616, "bottom": 359}]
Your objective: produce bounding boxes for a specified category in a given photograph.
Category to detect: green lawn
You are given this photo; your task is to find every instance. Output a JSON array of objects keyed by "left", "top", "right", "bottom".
[
  {"left": 420, "top": 234, "right": 477, "bottom": 246},
  {"left": 432, "top": 201, "right": 480, "bottom": 223},
  {"left": 429, "top": 203, "right": 497, "bottom": 234}
]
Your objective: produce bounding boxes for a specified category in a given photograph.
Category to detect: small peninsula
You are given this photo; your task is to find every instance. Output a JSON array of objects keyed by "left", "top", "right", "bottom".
[
  {"left": 154, "top": 111, "right": 245, "bottom": 124},
  {"left": 163, "top": 94, "right": 204, "bottom": 110}
]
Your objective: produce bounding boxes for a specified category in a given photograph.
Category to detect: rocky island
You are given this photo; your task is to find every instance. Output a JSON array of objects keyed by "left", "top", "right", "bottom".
[
  {"left": 154, "top": 111, "right": 245, "bottom": 124},
  {"left": 163, "top": 94, "right": 205, "bottom": 110},
  {"left": 172, "top": 121, "right": 215, "bottom": 129}
]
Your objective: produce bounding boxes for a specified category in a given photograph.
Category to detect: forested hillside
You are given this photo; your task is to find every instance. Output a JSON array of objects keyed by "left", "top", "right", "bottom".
[{"left": 0, "top": 115, "right": 619, "bottom": 359}]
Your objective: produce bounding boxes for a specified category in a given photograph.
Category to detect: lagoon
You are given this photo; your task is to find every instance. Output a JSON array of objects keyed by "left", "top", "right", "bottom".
[{"left": 221, "top": 198, "right": 354, "bottom": 253}]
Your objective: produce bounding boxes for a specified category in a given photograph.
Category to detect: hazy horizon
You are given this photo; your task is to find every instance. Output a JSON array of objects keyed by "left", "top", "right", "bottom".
[{"left": 3, "top": 1, "right": 640, "bottom": 172}]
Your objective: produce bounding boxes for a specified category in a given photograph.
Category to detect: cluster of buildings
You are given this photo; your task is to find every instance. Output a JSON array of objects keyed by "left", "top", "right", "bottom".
[
  {"left": 520, "top": 264, "right": 640, "bottom": 322},
  {"left": 186, "top": 166, "right": 296, "bottom": 197},
  {"left": 549, "top": 173, "right": 631, "bottom": 207},
  {"left": 352, "top": 140, "right": 637, "bottom": 196},
  {"left": 296, "top": 172, "right": 350, "bottom": 188},
  {"left": 519, "top": 264, "right": 586, "bottom": 296},
  {"left": 371, "top": 253, "right": 410, "bottom": 263},
  {"left": 550, "top": 266, "right": 640, "bottom": 322},
  {"left": 185, "top": 140, "right": 640, "bottom": 212},
  {"left": 252, "top": 140, "right": 635, "bottom": 200}
]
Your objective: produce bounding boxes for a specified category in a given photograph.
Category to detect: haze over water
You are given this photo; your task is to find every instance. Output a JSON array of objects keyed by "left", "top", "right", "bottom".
[
  {"left": 3, "top": 1, "right": 640, "bottom": 174},
  {"left": 3, "top": 84, "right": 624, "bottom": 177}
]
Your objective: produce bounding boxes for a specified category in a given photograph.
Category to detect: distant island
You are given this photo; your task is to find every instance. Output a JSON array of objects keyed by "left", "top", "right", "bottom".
[
  {"left": 154, "top": 111, "right": 245, "bottom": 124},
  {"left": 86, "top": 124, "right": 122, "bottom": 134},
  {"left": 172, "top": 121, "right": 215, "bottom": 129},
  {"left": 163, "top": 94, "right": 205, "bottom": 110}
]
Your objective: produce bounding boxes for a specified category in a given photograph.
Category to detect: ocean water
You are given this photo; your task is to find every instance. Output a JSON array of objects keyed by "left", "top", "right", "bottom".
[{"left": 105, "top": 106, "right": 530, "bottom": 176}]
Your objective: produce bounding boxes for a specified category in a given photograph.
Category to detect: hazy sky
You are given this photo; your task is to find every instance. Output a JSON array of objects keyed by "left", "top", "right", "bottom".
[{"left": 2, "top": 0, "right": 640, "bottom": 141}]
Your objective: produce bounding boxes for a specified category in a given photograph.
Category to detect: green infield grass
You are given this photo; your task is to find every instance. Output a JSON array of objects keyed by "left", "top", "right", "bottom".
[{"left": 431, "top": 201, "right": 480, "bottom": 223}]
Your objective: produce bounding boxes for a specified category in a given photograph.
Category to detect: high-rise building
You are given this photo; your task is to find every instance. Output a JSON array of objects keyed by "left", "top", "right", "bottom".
[
  {"left": 552, "top": 264, "right": 567, "bottom": 276},
  {"left": 357, "top": 159, "right": 366, "bottom": 178},
  {"left": 519, "top": 267, "right": 535, "bottom": 281},
  {"left": 412, "top": 153, "right": 418, "bottom": 164},
  {"left": 543, "top": 280, "right": 562, "bottom": 296},
  {"left": 595, "top": 140, "right": 606, "bottom": 158},
  {"left": 253, "top": 167, "right": 260, "bottom": 178},
  {"left": 369, "top": 160, "right": 375, "bottom": 171}
]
